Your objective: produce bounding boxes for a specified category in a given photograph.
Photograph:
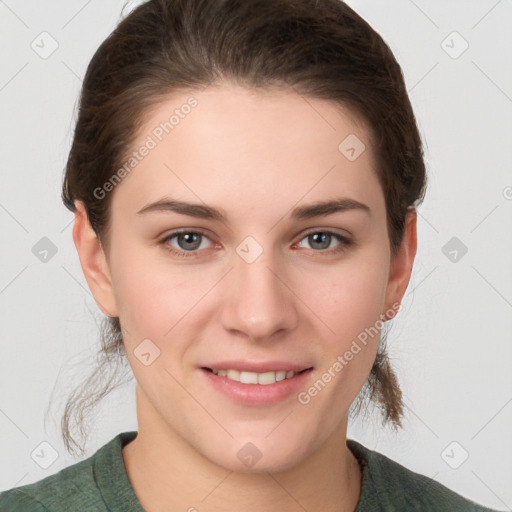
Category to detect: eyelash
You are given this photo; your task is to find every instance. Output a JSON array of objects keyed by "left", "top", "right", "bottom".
[{"left": 158, "top": 229, "right": 352, "bottom": 259}]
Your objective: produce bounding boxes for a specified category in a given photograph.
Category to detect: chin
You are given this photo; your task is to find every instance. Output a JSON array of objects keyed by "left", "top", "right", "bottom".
[{"left": 204, "top": 436, "right": 309, "bottom": 474}]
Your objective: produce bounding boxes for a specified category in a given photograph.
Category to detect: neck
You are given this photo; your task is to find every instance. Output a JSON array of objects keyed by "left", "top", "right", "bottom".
[{"left": 122, "top": 387, "right": 362, "bottom": 512}]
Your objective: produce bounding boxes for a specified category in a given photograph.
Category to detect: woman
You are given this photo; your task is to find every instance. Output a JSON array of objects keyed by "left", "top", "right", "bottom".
[{"left": 0, "top": 0, "right": 503, "bottom": 510}]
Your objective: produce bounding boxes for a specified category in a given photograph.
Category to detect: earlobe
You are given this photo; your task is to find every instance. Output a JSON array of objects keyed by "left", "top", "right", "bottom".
[
  {"left": 72, "top": 200, "right": 119, "bottom": 318},
  {"left": 383, "top": 208, "right": 418, "bottom": 320}
]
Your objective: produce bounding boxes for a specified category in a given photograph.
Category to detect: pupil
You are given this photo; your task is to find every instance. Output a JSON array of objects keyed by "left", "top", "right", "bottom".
[
  {"left": 176, "top": 233, "right": 332, "bottom": 251},
  {"left": 310, "top": 232, "right": 330, "bottom": 250},
  {"left": 179, "top": 233, "right": 201, "bottom": 250}
]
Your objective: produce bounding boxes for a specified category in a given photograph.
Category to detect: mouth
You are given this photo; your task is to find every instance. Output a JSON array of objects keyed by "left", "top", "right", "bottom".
[
  {"left": 201, "top": 366, "right": 313, "bottom": 386},
  {"left": 200, "top": 366, "right": 314, "bottom": 406}
]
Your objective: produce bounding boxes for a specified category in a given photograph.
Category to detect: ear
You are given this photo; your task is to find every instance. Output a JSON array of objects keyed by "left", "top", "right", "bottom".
[
  {"left": 383, "top": 207, "right": 418, "bottom": 319},
  {"left": 72, "top": 200, "right": 119, "bottom": 318}
]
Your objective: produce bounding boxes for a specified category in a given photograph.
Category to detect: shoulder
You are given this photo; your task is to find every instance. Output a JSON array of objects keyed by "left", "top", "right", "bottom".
[
  {"left": 0, "top": 488, "right": 49, "bottom": 511},
  {"left": 0, "top": 455, "right": 95, "bottom": 512},
  {"left": 0, "top": 432, "right": 137, "bottom": 512},
  {"left": 0, "top": 450, "right": 99, "bottom": 512},
  {"left": 348, "top": 439, "right": 504, "bottom": 512}
]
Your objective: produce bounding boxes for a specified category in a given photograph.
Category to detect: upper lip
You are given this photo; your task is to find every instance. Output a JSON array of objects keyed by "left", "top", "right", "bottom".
[{"left": 201, "top": 360, "right": 314, "bottom": 373}]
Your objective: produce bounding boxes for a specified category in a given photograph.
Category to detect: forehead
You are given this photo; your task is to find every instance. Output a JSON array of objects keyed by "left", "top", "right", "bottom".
[{"left": 110, "top": 84, "right": 383, "bottom": 221}]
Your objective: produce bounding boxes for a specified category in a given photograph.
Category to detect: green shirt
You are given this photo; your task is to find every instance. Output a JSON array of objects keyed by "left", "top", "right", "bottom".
[{"left": 0, "top": 431, "right": 503, "bottom": 511}]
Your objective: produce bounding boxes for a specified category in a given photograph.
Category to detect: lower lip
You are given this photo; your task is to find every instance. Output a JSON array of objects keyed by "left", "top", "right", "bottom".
[{"left": 200, "top": 367, "right": 314, "bottom": 407}]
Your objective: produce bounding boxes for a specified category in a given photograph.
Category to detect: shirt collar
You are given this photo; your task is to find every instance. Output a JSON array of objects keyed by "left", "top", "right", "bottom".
[{"left": 94, "top": 430, "right": 145, "bottom": 511}]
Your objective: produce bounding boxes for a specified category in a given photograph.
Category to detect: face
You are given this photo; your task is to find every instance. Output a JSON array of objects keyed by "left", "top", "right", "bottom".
[{"left": 75, "top": 84, "right": 415, "bottom": 473}]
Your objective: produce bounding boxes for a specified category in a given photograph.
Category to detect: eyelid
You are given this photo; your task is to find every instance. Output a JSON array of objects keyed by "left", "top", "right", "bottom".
[
  {"left": 158, "top": 228, "right": 350, "bottom": 245},
  {"left": 298, "top": 226, "right": 352, "bottom": 240},
  {"left": 158, "top": 227, "right": 353, "bottom": 258},
  {"left": 159, "top": 228, "right": 215, "bottom": 248},
  {"left": 293, "top": 228, "right": 352, "bottom": 252}
]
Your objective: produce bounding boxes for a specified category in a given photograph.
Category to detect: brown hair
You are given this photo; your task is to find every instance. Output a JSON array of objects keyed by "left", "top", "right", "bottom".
[{"left": 61, "top": 0, "right": 427, "bottom": 456}]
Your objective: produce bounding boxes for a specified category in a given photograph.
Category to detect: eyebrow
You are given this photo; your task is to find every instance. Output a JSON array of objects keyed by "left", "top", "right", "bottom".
[{"left": 136, "top": 197, "right": 371, "bottom": 221}]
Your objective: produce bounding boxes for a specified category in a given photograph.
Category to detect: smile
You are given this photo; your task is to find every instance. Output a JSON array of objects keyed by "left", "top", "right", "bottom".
[
  {"left": 204, "top": 368, "right": 310, "bottom": 385},
  {"left": 200, "top": 367, "right": 314, "bottom": 406}
]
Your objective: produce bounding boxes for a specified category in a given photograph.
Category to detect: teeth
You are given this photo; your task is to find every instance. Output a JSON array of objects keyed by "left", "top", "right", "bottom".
[{"left": 210, "top": 368, "right": 302, "bottom": 385}]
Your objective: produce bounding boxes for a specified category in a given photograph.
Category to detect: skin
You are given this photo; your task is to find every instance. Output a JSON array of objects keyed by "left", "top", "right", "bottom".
[{"left": 72, "top": 83, "right": 417, "bottom": 512}]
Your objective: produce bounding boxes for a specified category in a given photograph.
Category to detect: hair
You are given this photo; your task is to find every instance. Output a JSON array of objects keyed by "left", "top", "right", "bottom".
[{"left": 60, "top": 0, "right": 427, "bottom": 456}]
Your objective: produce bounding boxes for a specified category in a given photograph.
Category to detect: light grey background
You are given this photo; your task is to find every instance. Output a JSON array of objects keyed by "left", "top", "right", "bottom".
[{"left": 1, "top": 0, "right": 511, "bottom": 509}]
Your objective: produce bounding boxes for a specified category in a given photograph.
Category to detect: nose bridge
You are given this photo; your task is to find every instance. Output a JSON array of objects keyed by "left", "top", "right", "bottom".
[{"left": 220, "top": 241, "right": 298, "bottom": 340}]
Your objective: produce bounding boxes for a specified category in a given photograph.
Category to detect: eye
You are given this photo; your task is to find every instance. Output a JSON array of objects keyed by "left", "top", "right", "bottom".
[
  {"left": 159, "top": 230, "right": 214, "bottom": 258},
  {"left": 295, "top": 230, "right": 352, "bottom": 254},
  {"left": 158, "top": 228, "right": 352, "bottom": 259}
]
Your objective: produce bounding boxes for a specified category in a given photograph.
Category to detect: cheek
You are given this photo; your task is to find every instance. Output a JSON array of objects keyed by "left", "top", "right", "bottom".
[
  {"left": 307, "top": 251, "right": 390, "bottom": 342},
  {"left": 300, "top": 246, "right": 389, "bottom": 399},
  {"left": 108, "top": 239, "right": 205, "bottom": 340},
  {"left": 109, "top": 225, "right": 390, "bottom": 346},
  {"left": 109, "top": 253, "right": 209, "bottom": 396}
]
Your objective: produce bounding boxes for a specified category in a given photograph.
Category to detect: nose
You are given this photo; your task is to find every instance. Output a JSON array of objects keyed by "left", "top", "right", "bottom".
[{"left": 220, "top": 249, "right": 299, "bottom": 342}]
